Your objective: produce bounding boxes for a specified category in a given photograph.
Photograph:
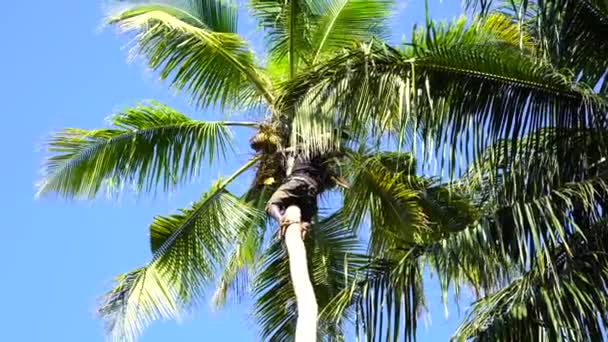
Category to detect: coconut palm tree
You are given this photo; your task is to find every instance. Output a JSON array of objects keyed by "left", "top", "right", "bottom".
[
  {"left": 37, "top": 1, "right": 476, "bottom": 341},
  {"left": 281, "top": 0, "right": 608, "bottom": 340}
]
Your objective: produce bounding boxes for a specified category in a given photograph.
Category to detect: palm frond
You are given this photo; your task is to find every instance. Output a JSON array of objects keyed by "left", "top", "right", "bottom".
[
  {"left": 310, "top": 0, "right": 392, "bottom": 64},
  {"left": 323, "top": 250, "right": 426, "bottom": 342},
  {"left": 253, "top": 210, "right": 366, "bottom": 341},
  {"left": 98, "top": 266, "right": 180, "bottom": 342},
  {"left": 211, "top": 185, "right": 273, "bottom": 308},
  {"left": 108, "top": 3, "right": 274, "bottom": 108},
  {"left": 463, "top": 128, "right": 608, "bottom": 266},
  {"left": 463, "top": 0, "right": 494, "bottom": 14},
  {"left": 113, "top": 0, "right": 238, "bottom": 32},
  {"left": 425, "top": 222, "right": 515, "bottom": 304},
  {"left": 179, "top": 0, "right": 239, "bottom": 33},
  {"left": 280, "top": 14, "right": 607, "bottom": 171},
  {"left": 37, "top": 101, "right": 248, "bottom": 198},
  {"left": 454, "top": 219, "right": 608, "bottom": 341},
  {"left": 211, "top": 217, "right": 265, "bottom": 308},
  {"left": 342, "top": 151, "right": 431, "bottom": 255},
  {"left": 468, "top": 0, "right": 608, "bottom": 91},
  {"left": 322, "top": 150, "right": 506, "bottom": 342},
  {"left": 343, "top": 150, "right": 480, "bottom": 250},
  {"left": 251, "top": 0, "right": 392, "bottom": 76},
  {"left": 465, "top": 127, "right": 608, "bottom": 202},
  {"left": 250, "top": 0, "right": 317, "bottom": 77},
  {"left": 535, "top": 0, "right": 608, "bottom": 89},
  {"left": 325, "top": 220, "right": 513, "bottom": 342},
  {"left": 99, "top": 190, "right": 258, "bottom": 340},
  {"left": 253, "top": 238, "right": 296, "bottom": 341},
  {"left": 99, "top": 159, "right": 261, "bottom": 341},
  {"left": 417, "top": 13, "right": 535, "bottom": 51}
]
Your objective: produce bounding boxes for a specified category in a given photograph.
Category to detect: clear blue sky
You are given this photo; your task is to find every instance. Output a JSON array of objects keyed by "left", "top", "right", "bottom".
[{"left": 0, "top": 1, "right": 473, "bottom": 341}]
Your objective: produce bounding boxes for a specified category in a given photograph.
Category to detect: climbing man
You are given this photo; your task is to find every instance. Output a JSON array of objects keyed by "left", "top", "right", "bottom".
[{"left": 266, "top": 152, "right": 329, "bottom": 240}]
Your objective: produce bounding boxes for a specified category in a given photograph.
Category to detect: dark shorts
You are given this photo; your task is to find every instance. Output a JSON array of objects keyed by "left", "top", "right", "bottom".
[{"left": 266, "top": 176, "right": 318, "bottom": 222}]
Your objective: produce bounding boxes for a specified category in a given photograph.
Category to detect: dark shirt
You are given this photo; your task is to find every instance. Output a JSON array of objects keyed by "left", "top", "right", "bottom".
[{"left": 290, "top": 154, "right": 328, "bottom": 184}]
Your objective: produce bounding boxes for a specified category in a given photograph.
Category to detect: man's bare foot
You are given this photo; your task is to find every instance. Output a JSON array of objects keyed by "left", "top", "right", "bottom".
[
  {"left": 279, "top": 218, "right": 311, "bottom": 241},
  {"left": 279, "top": 216, "right": 295, "bottom": 239},
  {"left": 300, "top": 222, "right": 311, "bottom": 240}
]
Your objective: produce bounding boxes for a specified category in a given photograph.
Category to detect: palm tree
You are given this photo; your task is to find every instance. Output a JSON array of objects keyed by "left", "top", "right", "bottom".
[
  {"left": 281, "top": 0, "right": 608, "bottom": 340},
  {"left": 35, "top": 0, "right": 452, "bottom": 341}
]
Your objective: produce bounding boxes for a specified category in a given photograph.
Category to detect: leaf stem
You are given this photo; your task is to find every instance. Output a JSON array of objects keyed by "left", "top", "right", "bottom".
[{"left": 220, "top": 121, "right": 260, "bottom": 128}]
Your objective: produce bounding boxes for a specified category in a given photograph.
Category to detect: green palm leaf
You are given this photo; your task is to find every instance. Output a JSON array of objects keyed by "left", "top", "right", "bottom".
[
  {"left": 254, "top": 210, "right": 366, "bottom": 340},
  {"left": 322, "top": 151, "right": 489, "bottom": 341},
  {"left": 98, "top": 266, "right": 180, "bottom": 342},
  {"left": 99, "top": 166, "right": 261, "bottom": 341},
  {"left": 467, "top": 0, "right": 608, "bottom": 93},
  {"left": 454, "top": 219, "right": 608, "bottom": 341},
  {"left": 176, "top": 0, "right": 239, "bottom": 33},
  {"left": 423, "top": 127, "right": 608, "bottom": 340},
  {"left": 252, "top": 0, "right": 393, "bottom": 78},
  {"left": 309, "top": 0, "right": 392, "bottom": 64},
  {"left": 250, "top": 0, "right": 317, "bottom": 78},
  {"left": 211, "top": 217, "right": 266, "bottom": 308},
  {"left": 211, "top": 186, "right": 273, "bottom": 308},
  {"left": 108, "top": 2, "right": 274, "bottom": 108},
  {"left": 254, "top": 238, "right": 297, "bottom": 341},
  {"left": 324, "top": 250, "right": 426, "bottom": 342},
  {"left": 325, "top": 220, "right": 511, "bottom": 342},
  {"left": 280, "top": 15, "right": 606, "bottom": 169},
  {"left": 343, "top": 151, "right": 430, "bottom": 254},
  {"left": 464, "top": 127, "right": 608, "bottom": 266},
  {"left": 37, "top": 101, "right": 249, "bottom": 198}
]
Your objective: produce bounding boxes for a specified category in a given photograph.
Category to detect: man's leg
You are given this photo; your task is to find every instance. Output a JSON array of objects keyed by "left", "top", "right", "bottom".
[
  {"left": 267, "top": 203, "right": 283, "bottom": 223},
  {"left": 266, "top": 178, "right": 314, "bottom": 239}
]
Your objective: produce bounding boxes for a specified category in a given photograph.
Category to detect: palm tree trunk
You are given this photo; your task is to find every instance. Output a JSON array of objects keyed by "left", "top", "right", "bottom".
[{"left": 283, "top": 205, "right": 318, "bottom": 342}]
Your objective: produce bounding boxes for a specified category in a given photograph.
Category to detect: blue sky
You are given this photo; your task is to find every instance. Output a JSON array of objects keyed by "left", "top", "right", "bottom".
[{"left": 0, "top": 1, "right": 473, "bottom": 341}]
